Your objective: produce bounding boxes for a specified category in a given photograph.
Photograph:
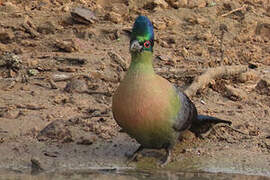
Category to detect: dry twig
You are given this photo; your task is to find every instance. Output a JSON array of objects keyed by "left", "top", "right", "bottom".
[
  {"left": 221, "top": 4, "right": 248, "bottom": 17},
  {"left": 184, "top": 65, "right": 248, "bottom": 97}
]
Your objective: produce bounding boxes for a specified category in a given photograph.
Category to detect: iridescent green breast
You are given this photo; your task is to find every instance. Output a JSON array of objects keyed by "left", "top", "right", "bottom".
[{"left": 112, "top": 57, "right": 181, "bottom": 148}]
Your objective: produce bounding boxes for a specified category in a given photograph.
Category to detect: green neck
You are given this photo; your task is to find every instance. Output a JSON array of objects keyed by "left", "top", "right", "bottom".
[{"left": 128, "top": 51, "right": 154, "bottom": 74}]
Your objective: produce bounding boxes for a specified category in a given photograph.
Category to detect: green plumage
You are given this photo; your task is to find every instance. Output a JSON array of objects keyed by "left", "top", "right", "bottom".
[
  {"left": 112, "top": 16, "right": 230, "bottom": 166},
  {"left": 113, "top": 51, "right": 180, "bottom": 149},
  {"left": 112, "top": 16, "right": 184, "bottom": 165}
]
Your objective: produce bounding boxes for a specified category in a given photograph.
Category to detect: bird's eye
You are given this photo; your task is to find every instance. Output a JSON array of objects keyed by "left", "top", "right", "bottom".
[{"left": 144, "top": 41, "right": 151, "bottom": 48}]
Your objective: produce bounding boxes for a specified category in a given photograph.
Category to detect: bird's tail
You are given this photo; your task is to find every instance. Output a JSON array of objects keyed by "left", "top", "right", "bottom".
[
  {"left": 196, "top": 115, "right": 232, "bottom": 125},
  {"left": 189, "top": 115, "right": 232, "bottom": 136}
]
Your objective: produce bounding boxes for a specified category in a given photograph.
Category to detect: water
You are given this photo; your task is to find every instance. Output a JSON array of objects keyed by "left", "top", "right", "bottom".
[{"left": 0, "top": 169, "right": 269, "bottom": 180}]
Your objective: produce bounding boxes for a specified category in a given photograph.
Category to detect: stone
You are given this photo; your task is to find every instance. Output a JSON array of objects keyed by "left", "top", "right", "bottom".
[
  {"left": 238, "top": 70, "right": 259, "bottom": 83},
  {"left": 28, "top": 69, "right": 39, "bottom": 76},
  {"left": 256, "top": 77, "right": 270, "bottom": 96},
  {"left": 225, "top": 85, "right": 247, "bottom": 101},
  {"left": 184, "top": 14, "right": 199, "bottom": 25},
  {"left": 256, "top": 23, "right": 270, "bottom": 40},
  {"left": 188, "top": 0, "right": 207, "bottom": 8},
  {"left": 37, "top": 119, "right": 73, "bottom": 143},
  {"left": 262, "top": 56, "right": 270, "bottom": 66},
  {"left": 166, "top": 0, "right": 187, "bottom": 8},
  {"left": 152, "top": 19, "right": 167, "bottom": 30},
  {"left": 64, "top": 78, "right": 88, "bottom": 93},
  {"left": 108, "top": 51, "right": 127, "bottom": 71},
  {"left": 0, "top": 30, "right": 14, "bottom": 44},
  {"left": 76, "top": 135, "right": 96, "bottom": 145},
  {"left": 37, "top": 21, "right": 57, "bottom": 34},
  {"left": 106, "top": 12, "right": 123, "bottom": 24},
  {"left": 71, "top": 7, "right": 97, "bottom": 25},
  {"left": 153, "top": 0, "right": 169, "bottom": 9},
  {"left": 22, "top": 18, "right": 39, "bottom": 38},
  {"left": 54, "top": 39, "right": 79, "bottom": 52}
]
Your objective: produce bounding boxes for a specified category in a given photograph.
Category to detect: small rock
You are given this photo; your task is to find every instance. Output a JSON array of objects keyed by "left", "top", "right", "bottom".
[
  {"left": 54, "top": 39, "right": 79, "bottom": 52},
  {"left": 180, "top": 47, "right": 189, "bottom": 57},
  {"left": 159, "top": 40, "right": 170, "bottom": 48},
  {"left": 262, "top": 56, "right": 270, "bottom": 66},
  {"left": 197, "top": 17, "right": 210, "bottom": 26},
  {"left": 166, "top": 0, "right": 186, "bottom": 8},
  {"left": 256, "top": 23, "right": 270, "bottom": 40},
  {"left": 28, "top": 69, "right": 39, "bottom": 76},
  {"left": 27, "top": 59, "right": 39, "bottom": 67},
  {"left": 0, "top": 29, "right": 14, "bottom": 44},
  {"left": 106, "top": 12, "right": 123, "bottom": 24},
  {"left": 153, "top": 0, "right": 169, "bottom": 9},
  {"left": 152, "top": 19, "right": 167, "bottom": 30},
  {"left": 51, "top": 73, "right": 73, "bottom": 82},
  {"left": 61, "top": 3, "right": 71, "bottom": 12},
  {"left": 249, "top": 130, "right": 259, "bottom": 136},
  {"left": 110, "top": 3, "right": 129, "bottom": 17},
  {"left": 43, "top": 151, "right": 59, "bottom": 158},
  {"left": 2, "top": 109, "right": 20, "bottom": 119},
  {"left": 187, "top": 0, "right": 207, "bottom": 8},
  {"left": 64, "top": 78, "right": 88, "bottom": 93},
  {"left": 58, "top": 66, "right": 77, "bottom": 72},
  {"left": 102, "top": 29, "right": 120, "bottom": 41},
  {"left": 53, "top": 94, "right": 70, "bottom": 104},
  {"left": 31, "top": 157, "right": 44, "bottom": 174},
  {"left": 238, "top": 70, "right": 259, "bottom": 83},
  {"left": 225, "top": 85, "right": 247, "bottom": 101},
  {"left": 55, "top": 56, "right": 87, "bottom": 65},
  {"left": 184, "top": 14, "right": 199, "bottom": 25},
  {"left": 76, "top": 136, "right": 96, "bottom": 145},
  {"left": 37, "top": 21, "right": 57, "bottom": 34},
  {"left": 71, "top": 7, "right": 97, "bottom": 25},
  {"left": 0, "top": 43, "right": 8, "bottom": 52},
  {"left": 256, "top": 77, "right": 270, "bottom": 95},
  {"left": 22, "top": 18, "right": 39, "bottom": 38},
  {"left": 37, "top": 119, "right": 73, "bottom": 143},
  {"left": 21, "top": 40, "right": 38, "bottom": 47},
  {"left": 108, "top": 51, "right": 127, "bottom": 71}
]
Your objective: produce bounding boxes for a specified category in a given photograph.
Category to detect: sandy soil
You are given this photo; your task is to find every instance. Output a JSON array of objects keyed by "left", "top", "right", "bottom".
[{"left": 0, "top": 0, "right": 270, "bottom": 177}]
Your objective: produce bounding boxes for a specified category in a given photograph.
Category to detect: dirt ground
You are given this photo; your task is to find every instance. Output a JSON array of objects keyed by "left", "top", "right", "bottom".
[{"left": 0, "top": 0, "right": 270, "bottom": 177}]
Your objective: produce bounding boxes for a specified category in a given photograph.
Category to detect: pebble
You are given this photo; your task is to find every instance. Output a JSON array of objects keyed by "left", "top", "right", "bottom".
[
  {"left": 225, "top": 85, "right": 247, "bottom": 101},
  {"left": 54, "top": 39, "right": 79, "bottom": 52},
  {"left": 37, "top": 21, "right": 57, "bottom": 34},
  {"left": 255, "top": 77, "right": 270, "bottom": 95},
  {"left": 0, "top": 30, "right": 14, "bottom": 44},
  {"left": 37, "top": 119, "right": 73, "bottom": 143},
  {"left": 71, "top": 7, "right": 97, "bottom": 25},
  {"left": 108, "top": 51, "right": 127, "bottom": 71},
  {"left": 238, "top": 70, "right": 259, "bottom": 83},
  {"left": 256, "top": 23, "right": 270, "bottom": 40},
  {"left": 106, "top": 12, "right": 122, "bottom": 24},
  {"left": 64, "top": 78, "right": 88, "bottom": 93}
]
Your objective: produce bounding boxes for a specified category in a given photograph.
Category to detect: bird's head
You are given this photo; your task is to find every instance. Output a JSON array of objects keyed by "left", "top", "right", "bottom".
[{"left": 130, "top": 16, "right": 154, "bottom": 54}]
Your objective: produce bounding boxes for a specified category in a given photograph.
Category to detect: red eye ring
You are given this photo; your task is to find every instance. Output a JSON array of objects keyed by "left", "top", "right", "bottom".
[{"left": 144, "top": 41, "right": 151, "bottom": 48}]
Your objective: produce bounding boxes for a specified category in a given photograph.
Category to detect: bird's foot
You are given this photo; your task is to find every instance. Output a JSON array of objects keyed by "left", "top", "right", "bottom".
[
  {"left": 160, "top": 148, "right": 172, "bottom": 167},
  {"left": 126, "top": 145, "right": 144, "bottom": 165}
]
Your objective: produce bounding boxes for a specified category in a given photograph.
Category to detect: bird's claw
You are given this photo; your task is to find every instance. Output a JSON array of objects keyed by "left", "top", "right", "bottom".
[
  {"left": 126, "top": 145, "right": 144, "bottom": 165},
  {"left": 159, "top": 148, "right": 172, "bottom": 167}
]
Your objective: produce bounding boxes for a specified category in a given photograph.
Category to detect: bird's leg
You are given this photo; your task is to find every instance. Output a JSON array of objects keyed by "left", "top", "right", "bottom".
[
  {"left": 127, "top": 145, "right": 144, "bottom": 163},
  {"left": 160, "top": 147, "right": 172, "bottom": 167}
]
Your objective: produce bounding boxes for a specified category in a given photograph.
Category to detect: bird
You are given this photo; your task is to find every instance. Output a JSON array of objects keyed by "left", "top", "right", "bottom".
[{"left": 112, "top": 15, "right": 231, "bottom": 166}]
